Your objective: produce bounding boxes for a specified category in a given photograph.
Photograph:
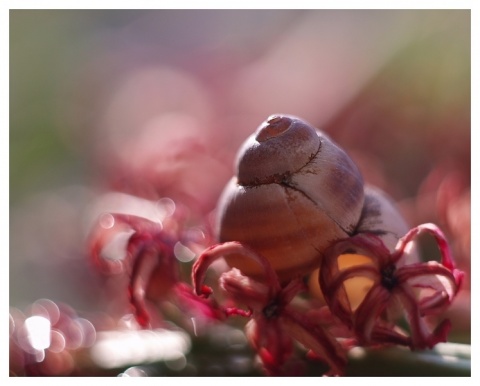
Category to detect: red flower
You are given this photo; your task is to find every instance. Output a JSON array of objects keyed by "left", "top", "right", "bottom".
[
  {"left": 89, "top": 213, "right": 179, "bottom": 328},
  {"left": 192, "top": 242, "right": 347, "bottom": 376},
  {"left": 320, "top": 223, "right": 464, "bottom": 350}
]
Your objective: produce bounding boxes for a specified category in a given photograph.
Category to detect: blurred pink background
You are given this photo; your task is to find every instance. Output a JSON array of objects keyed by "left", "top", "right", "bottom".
[{"left": 10, "top": 10, "right": 470, "bottom": 375}]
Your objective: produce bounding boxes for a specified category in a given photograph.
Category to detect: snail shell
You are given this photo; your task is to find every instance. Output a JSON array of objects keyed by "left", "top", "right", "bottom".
[{"left": 215, "top": 115, "right": 365, "bottom": 282}]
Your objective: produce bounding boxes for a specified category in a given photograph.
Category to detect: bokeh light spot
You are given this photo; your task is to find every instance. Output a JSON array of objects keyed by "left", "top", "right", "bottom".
[
  {"left": 25, "top": 315, "right": 51, "bottom": 351},
  {"left": 156, "top": 197, "right": 176, "bottom": 218},
  {"left": 174, "top": 241, "right": 196, "bottom": 263},
  {"left": 90, "top": 328, "right": 191, "bottom": 369},
  {"left": 99, "top": 212, "right": 115, "bottom": 229}
]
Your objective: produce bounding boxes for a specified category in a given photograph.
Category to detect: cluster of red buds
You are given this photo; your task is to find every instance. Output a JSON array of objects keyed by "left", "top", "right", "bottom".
[
  {"left": 88, "top": 206, "right": 463, "bottom": 376},
  {"left": 192, "top": 224, "right": 463, "bottom": 375}
]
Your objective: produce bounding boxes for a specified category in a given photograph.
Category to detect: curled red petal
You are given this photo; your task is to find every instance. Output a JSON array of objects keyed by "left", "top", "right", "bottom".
[
  {"left": 418, "top": 291, "right": 450, "bottom": 315},
  {"left": 328, "top": 264, "right": 379, "bottom": 301},
  {"left": 224, "top": 307, "right": 252, "bottom": 318},
  {"left": 128, "top": 240, "right": 178, "bottom": 327},
  {"left": 393, "top": 223, "right": 456, "bottom": 270},
  {"left": 219, "top": 268, "right": 269, "bottom": 310},
  {"left": 320, "top": 246, "right": 351, "bottom": 324},
  {"left": 370, "top": 324, "right": 411, "bottom": 347},
  {"left": 279, "top": 278, "right": 307, "bottom": 305},
  {"left": 128, "top": 248, "right": 158, "bottom": 327},
  {"left": 321, "top": 233, "right": 386, "bottom": 327},
  {"left": 322, "top": 264, "right": 379, "bottom": 327},
  {"left": 396, "top": 263, "right": 462, "bottom": 317},
  {"left": 396, "top": 285, "right": 450, "bottom": 349},
  {"left": 88, "top": 212, "right": 168, "bottom": 274},
  {"left": 353, "top": 284, "right": 391, "bottom": 344},
  {"left": 192, "top": 241, "right": 281, "bottom": 296},
  {"left": 105, "top": 213, "right": 164, "bottom": 235},
  {"left": 305, "top": 306, "right": 355, "bottom": 341},
  {"left": 173, "top": 283, "right": 227, "bottom": 321},
  {"left": 327, "top": 232, "right": 391, "bottom": 265},
  {"left": 398, "top": 262, "right": 457, "bottom": 288},
  {"left": 282, "top": 307, "right": 347, "bottom": 376},
  {"left": 245, "top": 318, "right": 293, "bottom": 375}
]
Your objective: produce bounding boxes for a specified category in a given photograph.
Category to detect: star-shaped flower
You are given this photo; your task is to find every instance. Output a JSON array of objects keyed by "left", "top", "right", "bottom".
[
  {"left": 192, "top": 241, "right": 347, "bottom": 376},
  {"left": 320, "top": 223, "right": 464, "bottom": 350},
  {"left": 89, "top": 213, "right": 179, "bottom": 327}
]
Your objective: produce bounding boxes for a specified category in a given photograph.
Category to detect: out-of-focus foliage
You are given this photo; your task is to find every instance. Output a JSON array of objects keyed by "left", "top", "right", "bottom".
[{"left": 10, "top": 9, "right": 470, "bottom": 376}]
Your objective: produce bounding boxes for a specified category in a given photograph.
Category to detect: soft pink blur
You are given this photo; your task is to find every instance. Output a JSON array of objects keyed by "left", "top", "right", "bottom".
[{"left": 10, "top": 10, "right": 470, "bottom": 375}]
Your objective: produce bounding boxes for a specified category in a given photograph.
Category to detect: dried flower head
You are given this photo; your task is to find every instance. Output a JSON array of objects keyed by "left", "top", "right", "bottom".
[
  {"left": 192, "top": 242, "right": 348, "bottom": 376},
  {"left": 320, "top": 223, "right": 464, "bottom": 350}
]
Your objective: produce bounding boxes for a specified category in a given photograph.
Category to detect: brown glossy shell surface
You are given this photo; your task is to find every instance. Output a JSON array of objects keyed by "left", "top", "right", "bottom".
[{"left": 216, "top": 115, "right": 365, "bottom": 281}]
